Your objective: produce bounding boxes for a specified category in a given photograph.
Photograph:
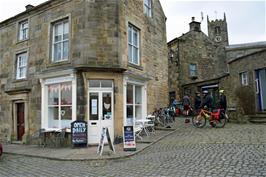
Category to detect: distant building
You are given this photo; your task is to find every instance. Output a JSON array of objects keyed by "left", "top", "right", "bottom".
[
  {"left": 0, "top": 0, "right": 168, "bottom": 144},
  {"left": 168, "top": 14, "right": 266, "bottom": 122}
]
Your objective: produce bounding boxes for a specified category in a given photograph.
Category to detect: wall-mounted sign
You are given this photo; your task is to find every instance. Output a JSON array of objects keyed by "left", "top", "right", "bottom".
[{"left": 71, "top": 120, "right": 87, "bottom": 147}]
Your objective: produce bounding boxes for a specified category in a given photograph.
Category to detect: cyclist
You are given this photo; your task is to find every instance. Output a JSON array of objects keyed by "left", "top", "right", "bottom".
[{"left": 201, "top": 90, "right": 213, "bottom": 111}]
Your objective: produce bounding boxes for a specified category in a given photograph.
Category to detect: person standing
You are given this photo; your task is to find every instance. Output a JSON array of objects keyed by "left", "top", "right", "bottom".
[
  {"left": 218, "top": 90, "right": 227, "bottom": 111},
  {"left": 194, "top": 92, "right": 201, "bottom": 112},
  {"left": 182, "top": 94, "right": 191, "bottom": 116},
  {"left": 218, "top": 89, "right": 229, "bottom": 121}
]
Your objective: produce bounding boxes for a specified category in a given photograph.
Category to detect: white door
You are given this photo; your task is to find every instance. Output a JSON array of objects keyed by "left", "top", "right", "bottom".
[{"left": 88, "top": 90, "right": 114, "bottom": 144}]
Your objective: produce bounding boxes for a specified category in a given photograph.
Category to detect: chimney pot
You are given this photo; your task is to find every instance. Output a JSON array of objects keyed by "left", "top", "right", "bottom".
[{"left": 192, "top": 17, "right": 195, "bottom": 21}]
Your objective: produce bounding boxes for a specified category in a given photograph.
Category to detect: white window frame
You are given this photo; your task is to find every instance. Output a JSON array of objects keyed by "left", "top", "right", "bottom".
[
  {"left": 52, "top": 19, "right": 69, "bottom": 62},
  {"left": 18, "top": 20, "right": 29, "bottom": 41},
  {"left": 123, "top": 76, "right": 147, "bottom": 126},
  {"left": 16, "top": 52, "right": 28, "bottom": 80},
  {"left": 40, "top": 75, "right": 76, "bottom": 131},
  {"left": 189, "top": 63, "right": 197, "bottom": 77},
  {"left": 128, "top": 24, "right": 140, "bottom": 66},
  {"left": 144, "top": 0, "right": 152, "bottom": 17},
  {"left": 240, "top": 72, "right": 248, "bottom": 86}
]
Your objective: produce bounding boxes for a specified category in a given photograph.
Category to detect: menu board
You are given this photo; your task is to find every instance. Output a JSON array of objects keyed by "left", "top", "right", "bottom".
[
  {"left": 123, "top": 126, "right": 136, "bottom": 151},
  {"left": 71, "top": 120, "right": 87, "bottom": 146}
]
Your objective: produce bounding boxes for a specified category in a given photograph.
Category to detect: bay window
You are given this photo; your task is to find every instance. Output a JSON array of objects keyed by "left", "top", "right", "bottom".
[{"left": 48, "top": 82, "right": 72, "bottom": 129}]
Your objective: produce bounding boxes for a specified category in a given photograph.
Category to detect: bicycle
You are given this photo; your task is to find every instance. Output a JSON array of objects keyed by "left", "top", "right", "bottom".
[{"left": 192, "top": 108, "right": 226, "bottom": 128}]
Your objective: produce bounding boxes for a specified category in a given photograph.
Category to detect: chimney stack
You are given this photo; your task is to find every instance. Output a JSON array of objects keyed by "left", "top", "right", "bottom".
[
  {"left": 25, "top": 4, "right": 34, "bottom": 11},
  {"left": 189, "top": 17, "right": 201, "bottom": 32}
]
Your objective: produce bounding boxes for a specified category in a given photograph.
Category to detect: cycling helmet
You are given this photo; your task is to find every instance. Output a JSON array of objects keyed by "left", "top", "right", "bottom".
[
  {"left": 202, "top": 90, "right": 208, "bottom": 94},
  {"left": 219, "top": 90, "right": 224, "bottom": 93}
]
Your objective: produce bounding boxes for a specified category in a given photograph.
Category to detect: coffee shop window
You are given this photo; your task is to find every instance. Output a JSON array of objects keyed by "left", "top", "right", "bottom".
[
  {"left": 126, "top": 84, "right": 143, "bottom": 125},
  {"left": 47, "top": 82, "right": 72, "bottom": 129}
]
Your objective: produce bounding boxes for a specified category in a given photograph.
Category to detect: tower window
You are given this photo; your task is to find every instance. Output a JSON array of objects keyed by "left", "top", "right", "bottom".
[{"left": 215, "top": 26, "right": 221, "bottom": 35}]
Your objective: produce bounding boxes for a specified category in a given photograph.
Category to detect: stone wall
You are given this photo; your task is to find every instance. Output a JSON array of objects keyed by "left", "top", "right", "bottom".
[
  {"left": 119, "top": 0, "right": 169, "bottom": 112},
  {"left": 0, "top": 0, "right": 168, "bottom": 141}
]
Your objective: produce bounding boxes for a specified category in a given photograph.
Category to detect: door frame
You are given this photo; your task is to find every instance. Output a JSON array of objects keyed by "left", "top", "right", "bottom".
[
  {"left": 12, "top": 99, "right": 28, "bottom": 142},
  {"left": 87, "top": 87, "right": 114, "bottom": 145},
  {"left": 256, "top": 68, "right": 266, "bottom": 112}
]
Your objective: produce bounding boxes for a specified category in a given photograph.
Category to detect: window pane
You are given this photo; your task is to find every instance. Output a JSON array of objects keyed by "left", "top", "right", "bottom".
[
  {"left": 61, "top": 82, "right": 72, "bottom": 105},
  {"left": 61, "top": 106, "right": 72, "bottom": 120},
  {"left": 89, "top": 93, "right": 99, "bottom": 120},
  {"left": 133, "top": 47, "right": 138, "bottom": 64},
  {"left": 54, "top": 43, "right": 62, "bottom": 61},
  {"left": 55, "top": 23, "right": 63, "bottom": 36},
  {"left": 48, "top": 106, "right": 59, "bottom": 128},
  {"left": 101, "top": 80, "right": 113, "bottom": 88},
  {"left": 128, "top": 27, "right": 132, "bottom": 44},
  {"left": 89, "top": 80, "right": 100, "bottom": 87},
  {"left": 48, "top": 84, "right": 59, "bottom": 105},
  {"left": 135, "top": 86, "right": 142, "bottom": 104},
  {"left": 63, "top": 21, "right": 69, "bottom": 36},
  {"left": 127, "top": 105, "right": 133, "bottom": 118},
  {"left": 127, "top": 84, "right": 133, "bottom": 104},
  {"left": 102, "top": 92, "right": 112, "bottom": 120},
  {"left": 135, "top": 105, "right": 142, "bottom": 120},
  {"left": 133, "top": 30, "right": 138, "bottom": 46},
  {"left": 63, "top": 41, "right": 69, "bottom": 59},
  {"left": 128, "top": 45, "right": 133, "bottom": 62}
]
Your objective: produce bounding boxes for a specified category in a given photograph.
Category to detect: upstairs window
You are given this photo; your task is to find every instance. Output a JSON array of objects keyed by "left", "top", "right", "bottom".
[
  {"left": 52, "top": 19, "right": 69, "bottom": 62},
  {"left": 18, "top": 20, "right": 29, "bottom": 41},
  {"left": 189, "top": 63, "right": 197, "bottom": 77},
  {"left": 128, "top": 24, "right": 140, "bottom": 65},
  {"left": 240, "top": 72, "right": 248, "bottom": 85},
  {"left": 16, "top": 52, "right": 28, "bottom": 79},
  {"left": 144, "top": 0, "right": 152, "bottom": 17}
]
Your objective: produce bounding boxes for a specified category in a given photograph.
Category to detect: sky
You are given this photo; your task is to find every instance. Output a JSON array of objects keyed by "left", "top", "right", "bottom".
[{"left": 0, "top": 0, "right": 265, "bottom": 45}]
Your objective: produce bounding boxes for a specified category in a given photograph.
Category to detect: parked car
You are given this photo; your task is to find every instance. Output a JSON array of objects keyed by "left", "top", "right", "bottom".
[{"left": 0, "top": 143, "right": 2, "bottom": 157}]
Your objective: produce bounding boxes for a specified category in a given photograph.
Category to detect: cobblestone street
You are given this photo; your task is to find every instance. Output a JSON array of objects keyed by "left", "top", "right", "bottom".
[{"left": 1, "top": 118, "right": 266, "bottom": 177}]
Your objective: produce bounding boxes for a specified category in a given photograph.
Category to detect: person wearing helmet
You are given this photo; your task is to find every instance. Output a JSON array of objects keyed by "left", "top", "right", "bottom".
[{"left": 201, "top": 90, "right": 213, "bottom": 111}]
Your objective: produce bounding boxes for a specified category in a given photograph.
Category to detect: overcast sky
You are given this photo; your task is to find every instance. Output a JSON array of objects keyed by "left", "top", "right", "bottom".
[{"left": 0, "top": 0, "right": 265, "bottom": 45}]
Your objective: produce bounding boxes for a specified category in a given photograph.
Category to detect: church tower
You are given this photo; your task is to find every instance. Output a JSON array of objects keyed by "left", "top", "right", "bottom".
[{"left": 207, "top": 13, "right": 229, "bottom": 46}]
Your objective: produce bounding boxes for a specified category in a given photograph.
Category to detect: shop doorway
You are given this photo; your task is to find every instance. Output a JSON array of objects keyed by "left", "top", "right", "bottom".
[{"left": 87, "top": 80, "right": 114, "bottom": 144}]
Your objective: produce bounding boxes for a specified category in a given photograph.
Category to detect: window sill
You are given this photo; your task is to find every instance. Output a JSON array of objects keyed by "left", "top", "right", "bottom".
[
  {"left": 16, "top": 38, "right": 29, "bottom": 44},
  {"left": 47, "top": 60, "right": 71, "bottom": 68},
  {"left": 128, "top": 63, "right": 143, "bottom": 71},
  {"left": 190, "top": 76, "right": 198, "bottom": 80},
  {"left": 13, "top": 78, "right": 28, "bottom": 83}
]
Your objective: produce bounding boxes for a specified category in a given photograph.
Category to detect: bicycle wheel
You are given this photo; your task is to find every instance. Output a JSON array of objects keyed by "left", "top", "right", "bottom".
[
  {"left": 192, "top": 115, "right": 206, "bottom": 128},
  {"left": 214, "top": 116, "right": 226, "bottom": 128}
]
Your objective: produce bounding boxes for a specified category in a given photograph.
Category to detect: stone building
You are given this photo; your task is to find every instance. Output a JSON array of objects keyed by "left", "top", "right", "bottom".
[
  {"left": 168, "top": 14, "right": 266, "bottom": 121},
  {"left": 225, "top": 42, "right": 266, "bottom": 122},
  {"left": 168, "top": 15, "right": 228, "bottom": 104},
  {"left": 0, "top": 0, "right": 168, "bottom": 144}
]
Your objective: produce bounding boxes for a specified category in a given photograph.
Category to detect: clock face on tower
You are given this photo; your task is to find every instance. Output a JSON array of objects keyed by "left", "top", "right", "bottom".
[{"left": 215, "top": 36, "right": 222, "bottom": 42}]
